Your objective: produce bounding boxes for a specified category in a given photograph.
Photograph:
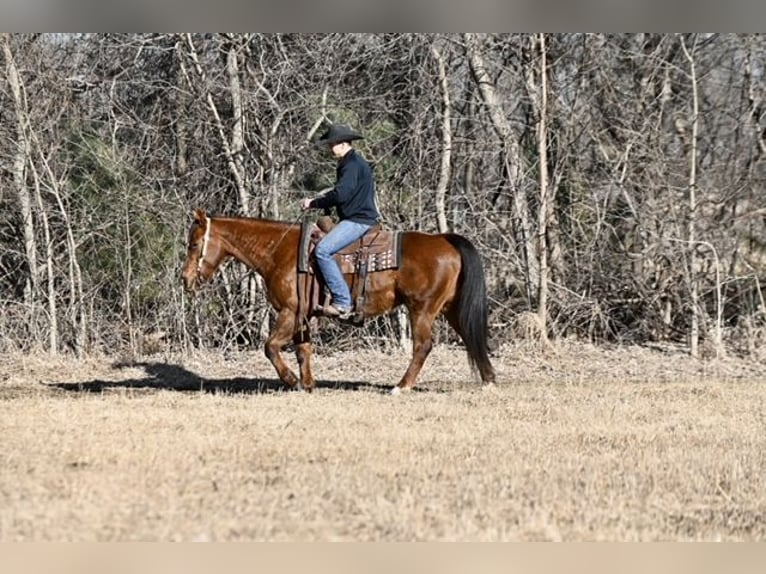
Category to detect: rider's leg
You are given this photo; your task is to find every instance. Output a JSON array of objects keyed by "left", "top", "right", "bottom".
[{"left": 314, "top": 220, "right": 371, "bottom": 310}]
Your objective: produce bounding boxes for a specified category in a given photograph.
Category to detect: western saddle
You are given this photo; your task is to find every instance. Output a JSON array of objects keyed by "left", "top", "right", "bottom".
[{"left": 297, "top": 216, "right": 402, "bottom": 327}]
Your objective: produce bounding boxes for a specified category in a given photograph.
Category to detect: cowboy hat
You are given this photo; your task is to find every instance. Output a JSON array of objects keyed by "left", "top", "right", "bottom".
[{"left": 315, "top": 123, "right": 364, "bottom": 147}]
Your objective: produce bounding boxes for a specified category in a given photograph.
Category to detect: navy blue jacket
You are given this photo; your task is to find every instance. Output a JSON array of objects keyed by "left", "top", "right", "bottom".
[{"left": 309, "top": 149, "right": 380, "bottom": 225}]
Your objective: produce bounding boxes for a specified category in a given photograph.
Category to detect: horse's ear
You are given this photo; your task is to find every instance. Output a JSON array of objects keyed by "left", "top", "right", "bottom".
[{"left": 193, "top": 209, "right": 206, "bottom": 224}]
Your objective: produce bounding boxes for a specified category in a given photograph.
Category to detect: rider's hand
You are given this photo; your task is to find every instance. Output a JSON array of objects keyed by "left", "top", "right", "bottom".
[{"left": 300, "top": 198, "right": 313, "bottom": 211}]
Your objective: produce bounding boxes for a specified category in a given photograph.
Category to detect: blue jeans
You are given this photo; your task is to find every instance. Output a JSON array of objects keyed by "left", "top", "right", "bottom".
[{"left": 314, "top": 219, "right": 372, "bottom": 309}]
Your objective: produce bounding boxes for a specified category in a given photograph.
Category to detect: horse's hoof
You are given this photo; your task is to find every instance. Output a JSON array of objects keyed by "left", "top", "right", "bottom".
[
  {"left": 390, "top": 386, "right": 401, "bottom": 396},
  {"left": 283, "top": 373, "right": 299, "bottom": 388}
]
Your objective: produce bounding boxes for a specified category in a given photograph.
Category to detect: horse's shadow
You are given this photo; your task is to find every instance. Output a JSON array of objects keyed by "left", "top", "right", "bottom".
[{"left": 48, "top": 361, "right": 393, "bottom": 395}]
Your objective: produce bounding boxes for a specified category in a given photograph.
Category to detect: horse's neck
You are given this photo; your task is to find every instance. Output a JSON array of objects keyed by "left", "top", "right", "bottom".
[{"left": 216, "top": 218, "right": 295, "bottom": 274}]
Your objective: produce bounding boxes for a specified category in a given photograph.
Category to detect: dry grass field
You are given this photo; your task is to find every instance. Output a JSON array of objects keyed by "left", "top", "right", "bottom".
[{"left": 1, "top": 340, "right": 765, "bottom": 541}]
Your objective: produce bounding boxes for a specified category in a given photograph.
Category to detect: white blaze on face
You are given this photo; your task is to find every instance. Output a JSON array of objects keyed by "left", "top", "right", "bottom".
[{"left": 197, "top": 215, "right": 211, "bottom": 272}]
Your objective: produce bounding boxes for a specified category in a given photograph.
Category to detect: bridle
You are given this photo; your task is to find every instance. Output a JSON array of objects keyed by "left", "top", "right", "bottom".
[{"left": 196, "top": 214, "right": 212, "bottom": 274}]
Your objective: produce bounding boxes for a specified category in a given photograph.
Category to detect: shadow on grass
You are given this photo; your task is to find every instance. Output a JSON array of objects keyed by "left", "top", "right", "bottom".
[{"left": 48, "top": 361, "right": 395, "bottom": 395}]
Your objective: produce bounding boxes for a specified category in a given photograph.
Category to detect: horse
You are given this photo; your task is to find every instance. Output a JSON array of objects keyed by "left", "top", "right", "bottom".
[{"left": 181, "top": 209, "right": 495, "bottom": 393}]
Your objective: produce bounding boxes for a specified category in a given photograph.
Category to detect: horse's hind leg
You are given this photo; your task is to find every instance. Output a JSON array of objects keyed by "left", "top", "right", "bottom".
[
  {"left": 264, "top": 308, "right": 300, "bottom": 389},
  {"left": 394, "top": 306, "right": 436, "bottom": 393}
]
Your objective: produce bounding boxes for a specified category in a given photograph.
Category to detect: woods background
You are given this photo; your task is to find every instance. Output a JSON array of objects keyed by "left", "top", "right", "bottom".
[{"left": 2, "top": 33, "right": 765, "bottom": 359}]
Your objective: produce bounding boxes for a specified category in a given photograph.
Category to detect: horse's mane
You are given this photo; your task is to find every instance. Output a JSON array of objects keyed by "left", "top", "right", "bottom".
[{"left": 211, "top": 214, "right": 297, "bottom": 226}]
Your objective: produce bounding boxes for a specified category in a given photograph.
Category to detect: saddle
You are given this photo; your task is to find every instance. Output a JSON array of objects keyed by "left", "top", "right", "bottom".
[{"left": 297, "top": 216, "right": 402, "bottom": 327}]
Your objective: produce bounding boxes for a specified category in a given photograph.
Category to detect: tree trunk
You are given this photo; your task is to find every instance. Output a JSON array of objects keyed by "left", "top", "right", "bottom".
[
  {"left": 464, "top": 33, "right": 539, "bottom": 305},
  {"left": 183, "top": 34, "right": 247, "bottom": 211},
  {"left": 174, "top": 39, "right": 189, "bottom": 177},
  {"left": 31, "top": 127, "right": 87, "bottom": 355},
  {"left": 3, "top": 35, "right": 38, "bottom": 307},
  {"left": 533, "top": 34, "right": 550, "bottom": 341},
  {"left": 28, "top": 161, "right": 56, "bottom": 354},
  {"left": 225, "top": 35, "right": 249, "bottom": 215},
  {"left": 430, "top": 42, "right": 452, "bottom": 234},
  {"left": 680, "top": 35, "right": 700, "bottom": 358}
]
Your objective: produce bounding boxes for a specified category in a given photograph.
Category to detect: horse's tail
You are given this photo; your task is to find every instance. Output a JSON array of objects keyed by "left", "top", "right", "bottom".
[{"left": 446, "top": 234, "right": 495, "bottom": 384}]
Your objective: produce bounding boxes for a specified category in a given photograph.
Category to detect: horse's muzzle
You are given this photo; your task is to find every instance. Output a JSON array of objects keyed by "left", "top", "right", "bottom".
[{"left": 181, "top": 271, "right": 198, "bottom": 293}]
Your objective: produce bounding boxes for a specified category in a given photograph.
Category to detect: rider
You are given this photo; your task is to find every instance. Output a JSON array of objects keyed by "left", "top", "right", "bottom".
[{"left": 300, "top": 123, "right": 380, "bottom": 319}]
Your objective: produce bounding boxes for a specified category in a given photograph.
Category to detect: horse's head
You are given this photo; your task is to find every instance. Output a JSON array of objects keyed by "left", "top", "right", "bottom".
[{"left": 181, "top": 209, "right": 226, "bottom": 292}]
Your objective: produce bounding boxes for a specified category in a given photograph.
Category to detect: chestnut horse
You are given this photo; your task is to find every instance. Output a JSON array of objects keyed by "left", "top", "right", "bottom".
[{"left": 181, "top": 209, "right": 494, "bottom": 393}]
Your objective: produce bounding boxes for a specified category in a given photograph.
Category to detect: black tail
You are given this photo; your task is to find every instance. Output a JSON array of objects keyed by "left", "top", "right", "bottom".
[{"left": 446, "top": 234, "right": 495, "bottom": 383}]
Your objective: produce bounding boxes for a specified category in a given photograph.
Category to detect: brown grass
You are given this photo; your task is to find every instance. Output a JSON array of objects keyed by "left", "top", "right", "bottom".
[{"left": 1, "top": 341, "right": 765, "bottom": 541}]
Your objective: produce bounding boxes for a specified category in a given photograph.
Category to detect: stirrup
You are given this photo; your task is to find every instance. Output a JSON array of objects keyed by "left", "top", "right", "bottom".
[{"left": 323, "top": 304, "right": 353, "bottom": 320}]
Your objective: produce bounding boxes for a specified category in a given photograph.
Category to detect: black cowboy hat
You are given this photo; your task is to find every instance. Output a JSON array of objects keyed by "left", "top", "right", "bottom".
[{"left": 315, "top": 123, "right": 364, "bottom": 147}]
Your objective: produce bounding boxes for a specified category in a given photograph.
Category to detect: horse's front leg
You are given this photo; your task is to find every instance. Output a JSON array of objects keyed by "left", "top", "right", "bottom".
[
  {"left": 264, "top": 308, "right": 300, "bottom": 389},
  {"left": 293, "top": 319, "right": 315, "bottom": 393}
]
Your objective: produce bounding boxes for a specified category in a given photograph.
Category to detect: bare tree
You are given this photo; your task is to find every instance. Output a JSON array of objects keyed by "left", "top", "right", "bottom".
[
  {"left": 464, "top": 33, "right": 539, "bottom": 306},
  {"left": 430, "top": 40, "right": 452, "bottom": 234},
  {"left": 3, "top": 35, "right": 38, "bottom": 309},
  {"left": 1, "top": 33, "right": 765, "bottom": 357},
  {"left": 530, "top": 34, "right": 550, "bottom": 340},
  {"left": 679, "top": 35, "right": 701, "bottom": 357},
  {"left": 182, "top": 33, "right": 248, "bottom": 213}
]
